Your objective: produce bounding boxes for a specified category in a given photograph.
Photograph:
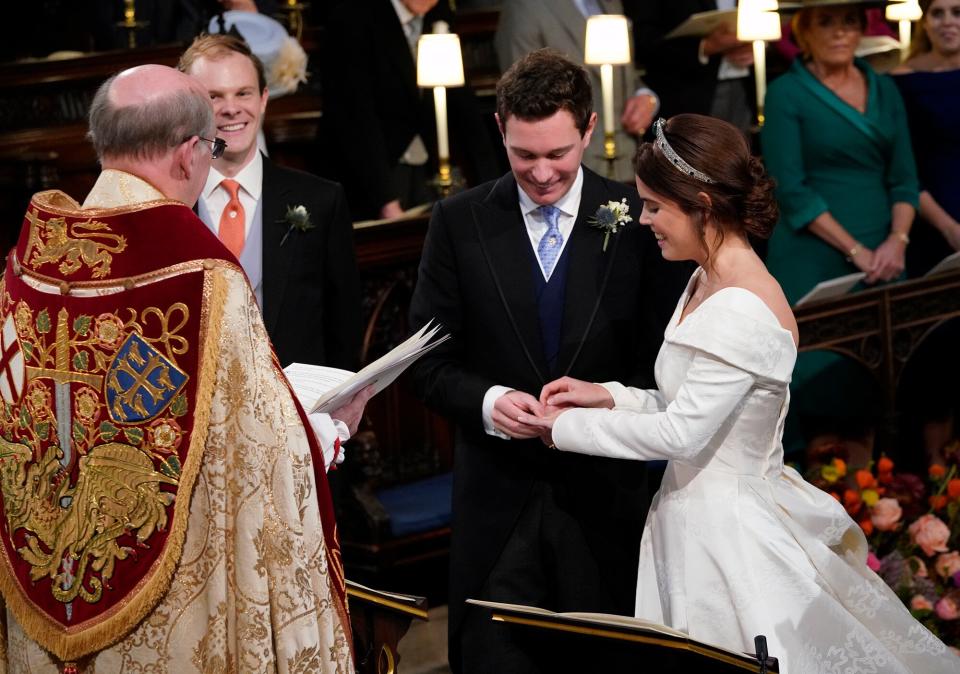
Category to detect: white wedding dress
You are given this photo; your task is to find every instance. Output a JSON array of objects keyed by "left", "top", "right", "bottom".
[{"left": 552, "top": 268, "right": 959, "bottom": 673}]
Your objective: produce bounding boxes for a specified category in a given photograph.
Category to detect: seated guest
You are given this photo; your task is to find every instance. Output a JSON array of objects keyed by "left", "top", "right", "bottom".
[
  {"left": 180, "top": 34, "right": 362, "bottom": 369},
  {"left": 319, "top": 0, "right": 500, "bottom": 220},
  {"left": 495, "top": 0, "right": 659, "bottom": 180},
  {"left": 761, "top": 0, "right": 919, "bottom": 454},
  {"left": 891, "top": 0, "right": 960, "bottom": 276},
  {"left": 0, "top": 63, "right": 370, "bottom": 671},
  {"left": 624, "top": 0, "right": 755, "bottom": 135}
]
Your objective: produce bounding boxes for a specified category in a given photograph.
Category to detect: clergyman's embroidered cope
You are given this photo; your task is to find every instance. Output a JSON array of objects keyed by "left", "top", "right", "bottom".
[{"left": 0, "top": 176, "right": 351, "bottom": 673}]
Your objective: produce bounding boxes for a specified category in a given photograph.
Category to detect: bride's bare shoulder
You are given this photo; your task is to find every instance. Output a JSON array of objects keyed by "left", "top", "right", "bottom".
[{"left": 729, "top": 271, "right": 799, "bottom": 343}]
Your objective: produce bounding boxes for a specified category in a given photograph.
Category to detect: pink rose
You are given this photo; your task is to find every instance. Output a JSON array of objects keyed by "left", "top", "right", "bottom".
[
  {"left": 870, "top": 498, "right": 903, "bottom": 532},
  {"left": 935, "top": 596, "right": 960, "bottom": 620},
  {"left": 866, "top": 552, "right": 881, "bottom": 572},
  {"left": 909, "top": 514, "right": 951, "bottom": 557},
  {"left": 935, "top": 551, "right": 960, "bottom": 579},
  {"left": 911, "top": 595, "right": 933, "bottom": 612}
]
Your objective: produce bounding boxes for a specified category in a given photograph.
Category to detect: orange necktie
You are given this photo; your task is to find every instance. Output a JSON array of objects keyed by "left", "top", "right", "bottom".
[{"left": 218, "top": 178, "right": 245, "bottom": 258}]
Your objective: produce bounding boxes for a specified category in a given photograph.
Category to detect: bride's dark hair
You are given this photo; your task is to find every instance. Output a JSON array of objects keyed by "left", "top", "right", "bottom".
[{"left": 634, "top": 114, "right": 778, "bottom": 249}]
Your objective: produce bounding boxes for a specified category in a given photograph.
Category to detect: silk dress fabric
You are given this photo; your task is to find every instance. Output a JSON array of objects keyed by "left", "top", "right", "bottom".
[
  {"left": 552, "top": 268, "right": 958, "bottom": 673},
  {"left": 0, "top": 171, "right": 352, "bottom": 674}
]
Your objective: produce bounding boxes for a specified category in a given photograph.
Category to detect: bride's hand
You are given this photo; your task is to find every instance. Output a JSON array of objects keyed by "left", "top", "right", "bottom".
[
  {"left": 540, "top": 377, "right": 614, "bottom": 409},
  {"left": 517, "top": 406, "right": 566, "bottom": 447}
]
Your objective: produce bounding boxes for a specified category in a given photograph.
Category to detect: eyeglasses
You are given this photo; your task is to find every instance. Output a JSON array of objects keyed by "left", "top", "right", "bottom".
[{"left": 196, "top": 136, "right": 227, "bottom": 160}]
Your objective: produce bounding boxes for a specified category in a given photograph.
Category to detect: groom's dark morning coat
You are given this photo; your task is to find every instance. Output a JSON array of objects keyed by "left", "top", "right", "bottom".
[{"left": 408, "top": 166, "right": 690, "bottom": 668}]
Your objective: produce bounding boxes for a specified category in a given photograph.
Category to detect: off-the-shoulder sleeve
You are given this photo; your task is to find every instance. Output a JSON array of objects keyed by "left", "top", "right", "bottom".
[{"left": 552, "top": 290, "right": 796, "bottom": 463}]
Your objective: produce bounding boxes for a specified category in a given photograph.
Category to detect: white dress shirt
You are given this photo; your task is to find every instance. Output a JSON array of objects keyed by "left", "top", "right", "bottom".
[
  {"left": 200, "top": 151, "right": 264, "bottom": 242},
  {"left": 481, "top": 168, "right": 584, "bottom": 439}
]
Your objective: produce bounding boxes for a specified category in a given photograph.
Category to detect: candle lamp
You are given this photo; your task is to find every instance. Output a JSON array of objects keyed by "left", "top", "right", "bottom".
[
  {"left": 278, "top": 0, "right": 310, "bottom": 41},
  {"left": 584, "top": 15, "right": 632, "bottom": 179},
  {"left": 737, "top": 0, "right": 782, "bottom": 129},
  {"left": 886, "top": 0, "right": 922, "bottom": 62},
  {"left": 116, "top": 0, "right": 150, "bottom": 49},
  {"left": 417, "top": 25, "right": 465, "bottom": 198}
]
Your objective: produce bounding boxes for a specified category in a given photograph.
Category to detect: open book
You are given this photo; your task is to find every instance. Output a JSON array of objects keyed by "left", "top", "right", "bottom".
[
  {"left": 664, "top": 9, "right": 736, "bottom": 39},
  {"left": 353, "top": 202, "right": 433, "bottom": 229},
  {"left": 467, "top": 599, "right": 688, "bottom": 639},
  {"left": 466, "top": 599, "right": 773, "bottom": 667},
  {"left": 793, "top": 271, "right": 865, "bottom": 306},
  {"left": 283, "top": 321, "right": 449, "bottom": 414},
  {"left": 925, "top": 250, "right": 960, "bottom": 277}
]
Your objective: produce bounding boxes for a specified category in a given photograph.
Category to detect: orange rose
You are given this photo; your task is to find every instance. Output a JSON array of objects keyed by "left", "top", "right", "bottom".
[
  {"left": 856, "top": 470, "right": 877, "bottom": 490},
  {"left": 877, "top": 456, "right": 894, "bottom": 473},
  {"left": 948, "top": 479, "right": 960, "bottom": 500},
  {"left": 930, "top": 464, "right": 947, "bottom": 480},
  {"left": 859, "top": 519, "right": 874, "bottom": 536},
  {"left": 833, "top": 458, "right": 847, "bottom": 477},
  {"left": 930, "top": 494, "right": 948, "bottom": 511},
  {"left": 843, "top": 489, "right": 863, "bottom": 516}
]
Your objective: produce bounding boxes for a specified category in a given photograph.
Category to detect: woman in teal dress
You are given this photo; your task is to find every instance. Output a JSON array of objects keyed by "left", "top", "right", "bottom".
[{"left": 761, "top": 0, "right": 919, "bottom": 454}]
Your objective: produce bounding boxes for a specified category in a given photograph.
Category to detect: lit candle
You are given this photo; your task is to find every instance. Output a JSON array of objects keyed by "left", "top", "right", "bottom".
[
  {"left": 433, "top": 86, "right": 449, "bottom": 161},
  {"left": 600, "top": 63, "right": 614, "bottom": 149},
  {"left": 753, "top": 41, "right": 767, "bottom": 126}
]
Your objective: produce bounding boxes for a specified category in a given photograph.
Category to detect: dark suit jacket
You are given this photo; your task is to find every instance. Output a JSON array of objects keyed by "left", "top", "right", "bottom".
[
  {"left": 319, "top": 0, "right": 499, "bottom": 219},
  {"left": 625, "top": 0, "right": 753, "bottom": 120},
  {"left": 408, "top": 167, "right": 691, "bottom": 658},
  {"left": 257, "top": 157, "right": 362, "bottom": 369}
]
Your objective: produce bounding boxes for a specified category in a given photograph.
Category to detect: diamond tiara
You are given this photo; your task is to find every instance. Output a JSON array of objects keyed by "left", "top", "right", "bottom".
[{"left": 653, "top": 118, "right": 717, "bottom": 185}]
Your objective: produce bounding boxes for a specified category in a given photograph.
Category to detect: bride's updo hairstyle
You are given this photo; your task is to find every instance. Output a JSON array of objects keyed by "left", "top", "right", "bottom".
[{"left": 634, "top": 114, "right": 778, "bottom": 249}]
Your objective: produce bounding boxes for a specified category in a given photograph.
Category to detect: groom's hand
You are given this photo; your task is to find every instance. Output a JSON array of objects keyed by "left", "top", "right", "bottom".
[{"left": 492, "top": 391, "right": 546, "bottom": 439}]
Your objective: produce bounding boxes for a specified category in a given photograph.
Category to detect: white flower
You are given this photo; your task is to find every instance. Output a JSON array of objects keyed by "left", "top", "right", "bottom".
[{"left": 589, "top": 198, "right": 633, "bottom": 251}]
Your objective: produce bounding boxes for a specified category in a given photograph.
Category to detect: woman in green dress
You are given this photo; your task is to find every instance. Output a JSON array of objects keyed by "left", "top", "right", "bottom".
[{"left": 761, "top": 0, "right": 919, "bottom": 454}]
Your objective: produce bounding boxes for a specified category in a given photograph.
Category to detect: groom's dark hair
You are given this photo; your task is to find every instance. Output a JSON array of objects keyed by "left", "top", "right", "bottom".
[{"left": 496, "top": 49, "right": 593, "bottom": 136}]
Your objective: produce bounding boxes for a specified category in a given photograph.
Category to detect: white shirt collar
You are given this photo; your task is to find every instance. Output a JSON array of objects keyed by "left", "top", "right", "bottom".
[
  {"left": 202, "top": 151, "right": 264, "bottom": 201},
  {"left": 389, "top": 0, "right": 417, "bottom": 26},
  {"left": 517, "top": 166, "right": 584, "bottom": 218}
]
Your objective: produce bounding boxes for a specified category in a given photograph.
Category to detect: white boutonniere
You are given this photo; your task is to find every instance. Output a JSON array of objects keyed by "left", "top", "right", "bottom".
[
  {"left": 278, "top": 204, "right": 315, "bottom": 247},
  {"left": 589, "top": 198, "right": 632, "bottom": 252}
]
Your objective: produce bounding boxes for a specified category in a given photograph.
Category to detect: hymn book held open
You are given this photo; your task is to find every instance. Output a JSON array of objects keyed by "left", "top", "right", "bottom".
[{"left": 284, "top": 320, "right": 449, "bottom": 414}]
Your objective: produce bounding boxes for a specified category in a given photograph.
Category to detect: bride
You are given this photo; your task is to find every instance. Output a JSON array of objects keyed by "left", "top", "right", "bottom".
[{"left": 520, "top": 114, "right": 959, "bottom": 673}]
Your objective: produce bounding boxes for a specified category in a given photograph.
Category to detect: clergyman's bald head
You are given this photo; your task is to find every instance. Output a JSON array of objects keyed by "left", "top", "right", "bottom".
[{"left": 87, "top": 64, "right": 214, "bottom": 162}]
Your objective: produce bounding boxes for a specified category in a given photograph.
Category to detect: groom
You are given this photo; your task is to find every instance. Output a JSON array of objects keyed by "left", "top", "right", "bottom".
[{"left": 408, "top": 49, "right": 690, "bottom": 672}]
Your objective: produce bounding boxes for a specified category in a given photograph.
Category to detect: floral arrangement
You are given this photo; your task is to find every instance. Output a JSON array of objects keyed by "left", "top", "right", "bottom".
[
  {"left": 589, "top": 199, "right": 631, "bottom": 252},
  {"left": 807, "top": 442, "right": 960, "bottom": 648}
]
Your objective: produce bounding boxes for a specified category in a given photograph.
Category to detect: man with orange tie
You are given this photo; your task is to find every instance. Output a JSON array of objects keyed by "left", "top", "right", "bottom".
[{"left": 180, "top": 33, "right": 362, "bottom": 369}]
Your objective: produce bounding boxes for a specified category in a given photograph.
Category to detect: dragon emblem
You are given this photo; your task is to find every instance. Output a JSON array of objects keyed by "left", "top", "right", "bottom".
[
  {"left": 0, "top": 437, "right": 177, "bottom": 605},
  {"left": 23, "top": 210, "right": 127, "bottom": 279}
]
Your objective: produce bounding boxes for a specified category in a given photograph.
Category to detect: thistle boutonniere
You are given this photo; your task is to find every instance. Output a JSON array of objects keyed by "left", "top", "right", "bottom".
[
  {"left": 278, "top": 204, "right": 314, "bottom": 246},
  {"left": 589, "top": 198, "right": 632, "bottom": 252}
]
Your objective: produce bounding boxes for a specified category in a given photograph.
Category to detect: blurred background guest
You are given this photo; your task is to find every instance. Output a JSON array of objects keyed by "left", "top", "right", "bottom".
[
  {"left": 891, "top": 0, "right": 960, "bottom": 467},
  {"left": 892, "top": 0, "right": 960, "bottom": 276},
  {"left": 761, "top": 0, "right": 919, "bottom": 456},
  {"left": 624, "top": 0, "right": 755, "bottom": 136},
  {"left": 495, "top": 0, "right": 658, "bottom": 180},
  {"left": 318, "top": 0, "right": 499, "bottom": 221}
]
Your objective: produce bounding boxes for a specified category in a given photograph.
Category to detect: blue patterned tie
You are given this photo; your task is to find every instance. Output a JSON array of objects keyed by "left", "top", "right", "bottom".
[{"left": 537, "top": 205, "right": 563, "bottom": 279}]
